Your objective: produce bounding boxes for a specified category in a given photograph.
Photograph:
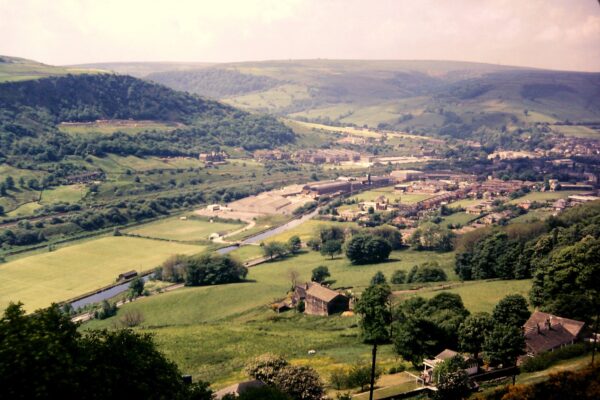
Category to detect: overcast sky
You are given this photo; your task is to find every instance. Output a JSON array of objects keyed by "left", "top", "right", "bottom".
[{"left": 1, "top": 0, "right": 599, "bottom": 71}]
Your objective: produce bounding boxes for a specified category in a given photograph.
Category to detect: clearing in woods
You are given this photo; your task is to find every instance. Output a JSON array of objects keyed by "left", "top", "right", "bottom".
[
  {"left": 126, "top": 216, "right": 246, "bottom": 242},
  {"left": 58, "top": 120, "right": 183, "bottom": 135},
  {"left": 0, "top": 236, "right": 203, "bottom": 312}
]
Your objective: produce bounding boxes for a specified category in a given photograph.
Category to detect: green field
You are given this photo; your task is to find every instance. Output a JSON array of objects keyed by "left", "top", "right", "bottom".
[
  {"left": 127, "top": 216, "right": 245, "bottom": 242},
  {"left": 264, "top": 220, "right": 358, "bottom": 244},
  {"left": 508, "top": 190, "right": 586, "bottom": 204},
  {"left": 84, "top": 245, "right": 455, "bottom": 385},
  {"left": 228, "top": 245, "right": 264, "bottom": 262},
  {"left": 440, "top": 212, "right": 479, "bottom": 227},
  {"left": 412, "top": 279, "right": 532, "bottom": 314},
  {"left": 351, "top": 188, "right": 433, "bottom": 205},
  {"left": 551, "top": 125, "right": 600, "bottom": 139},
  {"left": 59, "top": 121, "right": 182, "bottom": 136},
  {"left": 6, "top": 201, "right": 43, "bottom": 217},
  {"left": 0, "top": 236, "right": 204, "bottom": 312},
  {"left": 227, "top": 214, "right": 292, "bottom": 241},
  {"left": 40, "top": 185, "right": 87, "bottom": 204},
  {"left": 83, "top": 243, "right": 532, "bottom": 387}
]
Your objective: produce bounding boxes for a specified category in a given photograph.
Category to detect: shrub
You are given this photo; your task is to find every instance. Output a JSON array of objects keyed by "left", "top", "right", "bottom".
[
  {"left": 120, "top": 310, "right": 144, "bottom": 327},
  {"left": 391, "top": 270, "right": 407, "bottom": 284},
  {"left": 406, "top": 262, "right": 447, "bottom": 283},
  {"left": 245, "top": 353, "right": 289, "bottom": 385},
  {"left": 520, "top": 343, "right": 591, "bottom": 373}
]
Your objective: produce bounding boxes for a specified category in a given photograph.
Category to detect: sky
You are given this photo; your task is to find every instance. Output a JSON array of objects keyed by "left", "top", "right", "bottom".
[{"left": 1, "top": 0, "right": 599, "bottom": 71}]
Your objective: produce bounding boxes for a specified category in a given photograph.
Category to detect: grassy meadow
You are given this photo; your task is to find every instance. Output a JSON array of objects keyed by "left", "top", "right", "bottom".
[
  {"left": 58, "top": 121, "right": 182, "bottom": 136},
  {"left": 40, "top": 184, "right": 87, "bottom": 204},
  {"left": 83, "top": 241, "right": 532, "bottom": 387},
  {"left": 0, "top": 236, "right": 204, "bottom": 312},
  {"left": 508, "top": 190, "right": 586, "bottom": 204},
  {"left": 126, "top": 215, "right": 245, "bottom": 242}
]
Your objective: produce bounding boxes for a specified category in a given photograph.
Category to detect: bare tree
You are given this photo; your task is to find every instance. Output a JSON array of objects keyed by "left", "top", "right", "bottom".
[
  {"left": 120, "top": 310, "right": 145, "bottom": 327},
  {"left": 287, "top": 269, "right": 300, "bottom": 289}
]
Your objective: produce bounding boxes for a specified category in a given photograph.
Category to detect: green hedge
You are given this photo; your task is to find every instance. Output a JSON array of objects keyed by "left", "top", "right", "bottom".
[{"left": 520, "top": 342, "right": 591, "bottom": 373}]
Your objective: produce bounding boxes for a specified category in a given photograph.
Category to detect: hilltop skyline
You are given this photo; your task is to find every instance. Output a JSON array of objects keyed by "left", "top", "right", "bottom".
[{"left": 1, "top": 0, "right": 599, "bottom": 72}]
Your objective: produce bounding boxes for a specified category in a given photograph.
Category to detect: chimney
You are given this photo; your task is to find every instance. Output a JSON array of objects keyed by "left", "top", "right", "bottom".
[
  {"left": 537, "top": 323, "right": 541, "bottom": 334},
  {"left": 545, "top": 318, "right": 552, "bottom": 330}
]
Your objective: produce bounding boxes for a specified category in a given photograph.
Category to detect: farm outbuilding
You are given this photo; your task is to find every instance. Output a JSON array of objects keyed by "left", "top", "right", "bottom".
[{"left": 117, "top": 270, "right": 138, "bottom": 281}]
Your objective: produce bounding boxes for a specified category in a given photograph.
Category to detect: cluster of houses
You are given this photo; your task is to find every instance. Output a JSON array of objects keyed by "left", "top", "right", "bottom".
[
  {"left": 199, "top": 151, "right": 229, "bottom": 165},
  {"left": 422, "top": 311, "right": 588, "bottom": 385}
]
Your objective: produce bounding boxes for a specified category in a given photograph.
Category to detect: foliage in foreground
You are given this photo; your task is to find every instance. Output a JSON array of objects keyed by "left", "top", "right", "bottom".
[
  {"left": 475, "top": 364, "right": 600, "bottom": 400},
  {"left": 0, "top": 303, "right": 209, "bottom": 400}
]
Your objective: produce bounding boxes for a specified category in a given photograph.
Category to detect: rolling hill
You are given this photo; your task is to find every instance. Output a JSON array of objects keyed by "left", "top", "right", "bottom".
[
  {"left": 0, "top": 65, "right": 295, "bottom": 166},
  {"left": 0, "top": 55, "right": 103, "bottom": 83},
  {"left": 130, "top": 59, "right": 600, "bottom": 138}
]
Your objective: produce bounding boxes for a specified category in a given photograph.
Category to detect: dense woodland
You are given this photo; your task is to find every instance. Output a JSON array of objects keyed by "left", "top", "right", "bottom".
[
  {"left": 0, "top": 74, "right": 296, "bottom": 164},
  {"left": 455, "top": 201, "right": 600, "bottom": 322}
]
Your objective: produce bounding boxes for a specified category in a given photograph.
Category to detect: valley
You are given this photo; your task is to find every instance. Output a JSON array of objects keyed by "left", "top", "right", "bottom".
[{"left": 1, "top": 54, "right": 599, "bottom": 399}]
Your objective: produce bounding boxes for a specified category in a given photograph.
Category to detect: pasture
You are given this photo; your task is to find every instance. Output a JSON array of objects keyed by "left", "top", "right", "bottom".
[
  {"left": 440, "top": 212, "right": 479, "bottom": 227},
  {"left": 410, "top": 279, "right": 533, "bottom": 314},
  {"left": 0, "top": 236, "right": 204, "bottom": 312},
  {"left": 58, "top": 120, "right": 183, "bottom": 136},
  {"left": 40, "top": 185, "right": 87, "bottom": 204},
  {"left": 82, "top": 243, "right": 531, "bottom": 386},
  {"left": 508, "top": 190, "right": 586, "bottom": 204},
  {"left": 350, "top": 186, "right": 434, "bottom": 204},
  {"left": 126, "top": 216, "right": 245, "bottom": 242}
]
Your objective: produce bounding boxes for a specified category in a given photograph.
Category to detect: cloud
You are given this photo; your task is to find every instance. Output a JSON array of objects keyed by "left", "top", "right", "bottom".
[{"left": 0, "top": 0, "right": 598, "bottom": 71}]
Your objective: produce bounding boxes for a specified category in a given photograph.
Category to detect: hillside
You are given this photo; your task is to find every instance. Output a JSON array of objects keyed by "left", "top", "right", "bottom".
[
  {"left": 0, "top": 72, "right": 296, "bottom": 165},
  {"left": 71, "top": 61, "right": 214, "bottom": 78},
  {"left": 142, "top": 59, "right": 600, "bottom": 138},
  {"left": 0, "top": 56, "right": 102, "bottom": 83}
]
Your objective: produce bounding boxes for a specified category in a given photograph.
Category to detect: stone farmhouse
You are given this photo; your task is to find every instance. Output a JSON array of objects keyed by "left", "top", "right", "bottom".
[{"left": 293, "top": 282, "right": 350, "bottom": 316}]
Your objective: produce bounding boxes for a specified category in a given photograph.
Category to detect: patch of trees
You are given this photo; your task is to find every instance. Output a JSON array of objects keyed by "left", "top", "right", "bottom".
[
  {"left": 156, "top": 253, "right": 247, "bottom": 286},
  {"left": 0, "top": 303, "right": 211, "bottom": 400},
  {"left": 392, "top": 293, "right": 528, "bottom": 368},
  {"left": 244, "top": 353, "right": 324, "bottom": 400},
  {"left": 408, "top": 222, "right": 454, "bottom": 251},
  {"left": 455, "top": 201, "right": 600, "bottom": 322},
  {"left": 345, "top": 234, "right": 391, "bottom": 265},
  {"left": 406, "top": 261, "right": 447, "bottom": 283}
]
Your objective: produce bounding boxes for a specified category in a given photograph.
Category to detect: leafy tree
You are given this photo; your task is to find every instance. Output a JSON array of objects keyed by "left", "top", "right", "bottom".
[
  {"left": 391, "top": 270, "right": 406, "bottom": 284},
  {"left": 318, "top": 225, "right": 345, "bottom": 244},
  {"left": 371, "top": 225, "right": 403, "bottom": 250},
  {"left": 409, "top": 223, "right": 454, "bottom": 251},
  {"left": 530, "top": 236, "right": 600, "bottom": 322},
  {"left": 320, "top": 239, "right": 342, "bottom": 259},
  {"left": 273, "top": 365, "right": 324, "bottom": 400},
  {"left": 346, "top": 363, "right": 381, "bottom": 392},
  {"left": 4, "top": 176, "right": 14, "bottom": 190},
  {"left": 263, "top": 241, "right": 288, "bottom": 260},
  {"left": 287, "top": 235, "right": 302, "bottom": 254},
  {"left": 354, "top": 282, "right": 392, "bottom": 399},
  {"left": 432, "top": 355, "right": 472, "bottom": 400},
  {"left": 184, "top": 253, "right": 247, "bottom": 286},
  {"left": 370, "top": 271, "right": 387, "bottom": 285},
  {"left": 492, "top": 294, "right": 530, "bottom": 328},
  {"left": 345, "top": 235, "right": 391, "bottom": 265},
  {"left": 393, "top": 294, "right": 469, "bottom": 366},
  {"left": 129, "top": 277, "right": 145, "bottom": 297},
  {"left": 94, "top": 300, "right": 117, "bottom": 320},
  {"left": 245, "top": 353, "right": 289, "bottom": 385},
  {"left": 311, "top": 266, "right": 331, "bottom": 284},
  {"left": 458, "top": 312, "right": 493, "bottom": 361},
  {"left": 0, "top": 303, "right": 204, "bottom": 400},
  {"left": 483, "top": 324, "right": 525, "bottom": 367},
  {"left": 406, "top": 262, "right": 447, "bottom": 283}
]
